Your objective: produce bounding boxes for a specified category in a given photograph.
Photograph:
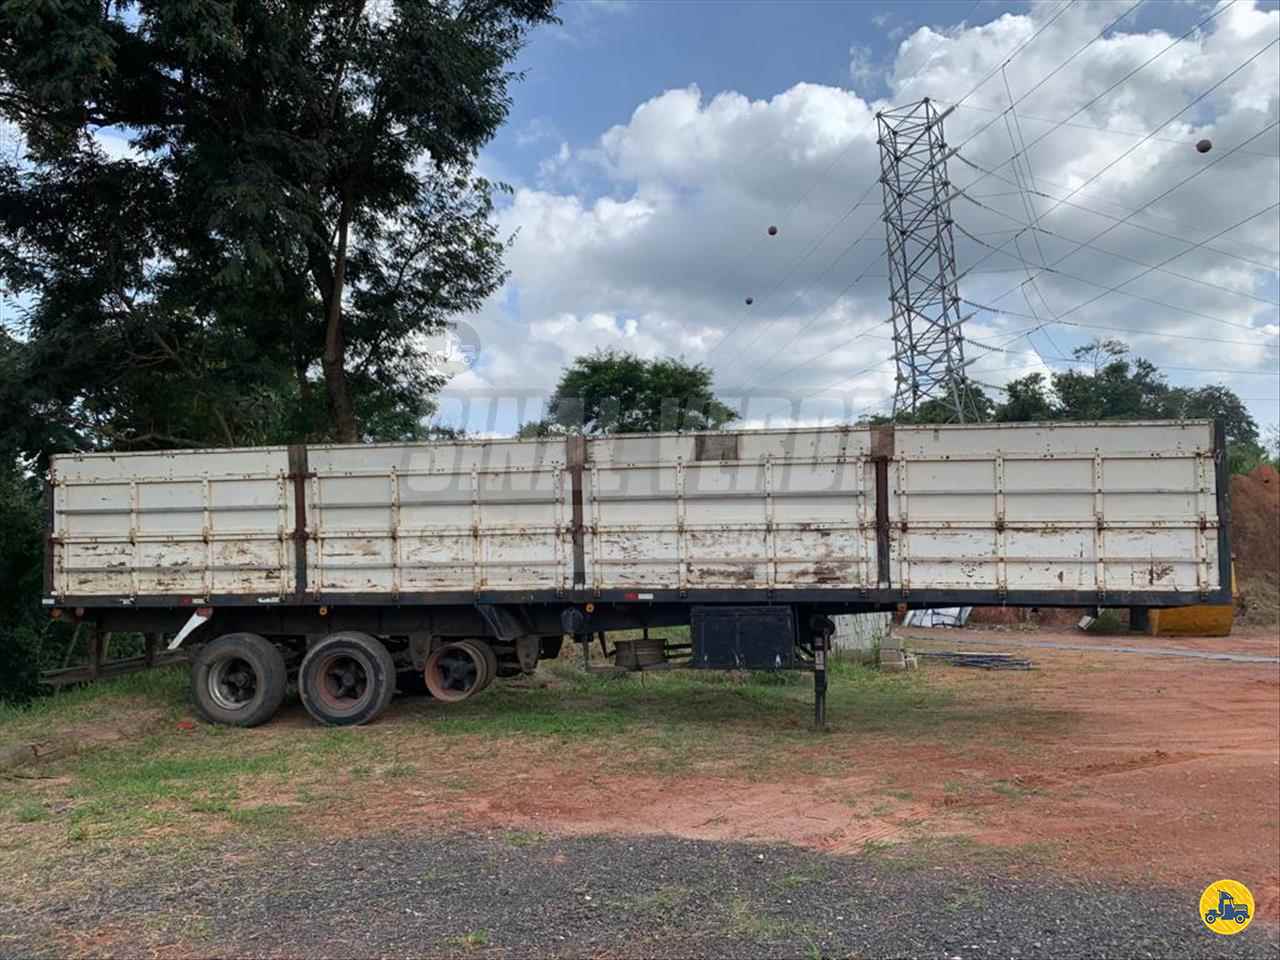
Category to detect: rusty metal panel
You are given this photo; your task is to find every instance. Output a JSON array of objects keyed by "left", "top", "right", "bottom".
[
  {"left": 50, "top": 447, "right": 293, "bottom": 599},
  {"left": 889, "top": 421, "right": 1219, "bottom": 596},
  {"left": 47, "top": 420, "right": 1220, "bottom": 602},
  {"left": 583, "top": 427, "right": 876, "bottom": 591},
  {"left": 302, "top": 437, "right": 570, "bottom": 593}
]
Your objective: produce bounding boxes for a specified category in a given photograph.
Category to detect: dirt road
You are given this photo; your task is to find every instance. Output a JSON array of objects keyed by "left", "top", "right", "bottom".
[{"left": 1, "top": 624, "right": 1276, "bottom": 957}]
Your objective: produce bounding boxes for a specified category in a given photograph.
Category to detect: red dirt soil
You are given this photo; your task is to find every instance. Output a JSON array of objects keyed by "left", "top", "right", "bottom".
[
  {"left": 1233, "top": 464, "right": 1280, "bottom": 623},
  {"left": 308, "top": 625, "right": 1280, "bottom": 922}
]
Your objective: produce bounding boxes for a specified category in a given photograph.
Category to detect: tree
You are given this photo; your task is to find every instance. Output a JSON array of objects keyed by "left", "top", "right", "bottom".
[
  {"left": 534, "top": 351, "right": 737, "bottom": 435},
  {"left": 0, "top": 0, "right": 555, "bottom": 446},
  {"left": 0, "top": 457, "right": 47, "bottom": 703},
  {"left": 995, "top": 372, "right": 1056, "bottom": 423},
  {"left": 989, "top": 339, "right": 1263, "bottom": 473},
  {"left": 1051, "top": 339, "right": 1169, "bottom": 422}
]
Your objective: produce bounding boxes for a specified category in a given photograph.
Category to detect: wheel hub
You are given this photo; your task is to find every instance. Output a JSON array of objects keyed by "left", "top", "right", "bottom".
[
  {"left": 208, "top": 656, "right": 258, "bottom": 710},
  {"left": 318, "top": 654, "right": 370, "bottom": 707}
]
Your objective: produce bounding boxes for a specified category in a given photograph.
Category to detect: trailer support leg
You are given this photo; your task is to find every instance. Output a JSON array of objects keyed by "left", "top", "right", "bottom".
[
  {"left": 809, "top": 615, "right": 834, "bottom": 731},
  {"left": 813, "top": 634, "right": 827, "bottom": 730}
]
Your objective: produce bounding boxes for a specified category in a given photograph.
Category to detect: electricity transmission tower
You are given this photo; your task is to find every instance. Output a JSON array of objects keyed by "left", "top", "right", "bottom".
[{"left": 877, "top": 98, "right": 980, "bottom": 422}]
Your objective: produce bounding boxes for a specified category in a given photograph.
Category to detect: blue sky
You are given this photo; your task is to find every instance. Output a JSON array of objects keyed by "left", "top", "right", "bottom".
[
  {"left": 488, "top": 1, "right": 1276, "bottom": 191},
  {"left": 430, "top": 0, "right": 1280, "bottom": 439},
  {"left": 5, "top": 1, "right": 1276, "bottom": 442}
]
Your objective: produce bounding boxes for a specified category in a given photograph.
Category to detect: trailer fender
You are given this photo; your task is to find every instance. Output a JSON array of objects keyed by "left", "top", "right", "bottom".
[
  {"left": 167, "top": 607, "right": 214, "bottom": 651},
  {"left": 475, "top": 603, "right": 533, "bottom": 642}
]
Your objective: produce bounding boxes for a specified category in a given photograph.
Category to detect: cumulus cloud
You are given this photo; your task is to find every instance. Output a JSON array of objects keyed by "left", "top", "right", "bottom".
[{"left": 440, "top": 1, "right": 1280, "bottom": 435}]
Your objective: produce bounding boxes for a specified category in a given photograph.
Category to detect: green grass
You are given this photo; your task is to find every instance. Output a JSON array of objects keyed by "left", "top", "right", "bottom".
[
  {"left": 604, "top": 883, "right": 692, "bottom": 915},
  {"left": 0, "top": 650, "right": 1072, "bottom": 862},
  {"left": 52, "top": 736, "right": 292, "bottom": 838},
  {"left": 227, "top": 804, "right": 296, "bottom": 832},
  {"left": 502, "top": 830, "right": 546, "bottom": 847},
  {"left": 0, "top": 668, "right": 188, "bottom": 741},
  {"left": 14, "top": 800, "right": 47, "bottom": 823},
  {"left": 776, "top": 868, "right": 828, "bottom": 890},
  {"left": 412, "top": 659, "right": 956, "bottom": 737},
  {"left": 722, "top": 896, "right": 806, "bottom": 941},
  {"left": 445, "top": 930, "right": 489, "bottom": 949}
]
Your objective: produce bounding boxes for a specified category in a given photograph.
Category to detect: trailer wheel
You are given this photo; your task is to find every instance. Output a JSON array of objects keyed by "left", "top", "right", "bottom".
[
  {"left": 192, "top": 633, "right": 287, "bottom": 728},
  {"left": 459, "top": 640, "right": 498, "bottom": 691},
  {"left": 424, "top": 641, "right": 489, "bottom": 702},
  {"left": 298, "top": 631, "right": 396, "bottom": 726}
]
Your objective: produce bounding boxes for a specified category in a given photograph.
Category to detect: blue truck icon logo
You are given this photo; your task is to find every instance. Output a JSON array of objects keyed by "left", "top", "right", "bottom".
[{"left": 1204, "top": 889, "right": 1250, "bottom": 926}]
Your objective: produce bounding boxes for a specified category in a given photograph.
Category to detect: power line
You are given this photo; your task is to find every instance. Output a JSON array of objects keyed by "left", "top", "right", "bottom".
[
  {"left": 735, "top": 317, "right": 896, "bottom": 392},
  {"left": 1047, "top": 202, "right": 1280, "bottom": 326},
  {"left": 955, "top": 118, "right": 1280, "bottom": 325},
  {"left": 961, "top": 301, "right": 1280, "bottom": 348},
  {"left": 947, "top": 0, "right": 1088, "bottom": 113},
  {"left": 940, "top": 97, "right": 1280, "bottom": 160},
  {"left": 952, "top": 158, "right": 1280, "bottom": 306},
  {"left": 956, "top": 161, "right": 1280, "bottom": 264},
  {"left": 709, "top": 0, "right": 1087, "bottom": 376},
  {"left": 953, "top": 211, "right": 1276, "bottom": 335},
  {"left": 948, "top": 0, "right": 1221, "bottom": 162},
  {"left": 948, "top": 32, "right": 1280, "bottom": 278}
]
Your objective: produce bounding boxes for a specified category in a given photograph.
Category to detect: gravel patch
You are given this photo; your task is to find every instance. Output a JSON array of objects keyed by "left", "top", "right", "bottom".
[{"left": 3, "top": 831, "right": 1277, "bottom": 959}]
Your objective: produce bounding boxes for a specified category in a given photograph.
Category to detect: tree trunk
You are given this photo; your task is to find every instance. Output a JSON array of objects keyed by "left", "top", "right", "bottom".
[{"left": 322, "top": 191, "right": 358, "bottom": 442}]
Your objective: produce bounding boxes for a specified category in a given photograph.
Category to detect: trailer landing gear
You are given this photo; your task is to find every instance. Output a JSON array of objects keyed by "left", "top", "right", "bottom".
[{"left": 810, "top": 616, "right": 835, "bottom": 731}]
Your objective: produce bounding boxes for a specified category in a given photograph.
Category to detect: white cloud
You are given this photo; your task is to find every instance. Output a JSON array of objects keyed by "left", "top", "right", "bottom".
[
  {"left": 438, "top": 1, "right": 1280, "bottom": 437},
  {"left": 849, "top": 44, "right": 884, "bottom": 89}
]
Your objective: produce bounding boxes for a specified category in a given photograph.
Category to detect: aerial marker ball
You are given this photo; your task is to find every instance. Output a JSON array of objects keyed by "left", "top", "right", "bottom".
[
  {"left": 745, "top": 297, "right": 754, "bottom": 305},
  {"left": 1196, "top": 139, "right": 1213, "bottom": 154},
  {"left": 767, "top": 225, "right": 778, "bottom": 236}
]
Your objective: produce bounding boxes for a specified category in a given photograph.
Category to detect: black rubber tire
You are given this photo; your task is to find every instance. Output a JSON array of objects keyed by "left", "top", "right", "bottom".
[
  {"left": 298, "top": 631, "right": 396, "bottom": 726},
  {"left": 191, "top": 633, "right": 287, "bottom": 728}
]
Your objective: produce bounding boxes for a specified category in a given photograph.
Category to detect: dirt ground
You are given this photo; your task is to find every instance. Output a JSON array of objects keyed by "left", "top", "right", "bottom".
[
  {"left": 308, "top": 624, "right": 1280, "bottom": 918},
  {"left": 2, "top": 622, "right": 1277, "bottom": 956}
]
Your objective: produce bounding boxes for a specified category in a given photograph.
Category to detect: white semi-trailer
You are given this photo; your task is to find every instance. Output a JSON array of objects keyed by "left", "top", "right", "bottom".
[{"left": 42, "top": 419, "right": 1230, "bottom": 727}]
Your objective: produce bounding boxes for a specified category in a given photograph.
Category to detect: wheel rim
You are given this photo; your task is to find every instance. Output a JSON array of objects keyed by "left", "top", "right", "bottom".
[
  {"left": 208, "top": 656, "right": 259, "bottom": 711},
  {"left": 425, "top": 644, "right": 484, "bottom": 702},
  {"left": 457, "top": 640, "right": 495, "bottom": 690},
  {"left": 314, "top": 652, "right": 374, "bottom": 714}
]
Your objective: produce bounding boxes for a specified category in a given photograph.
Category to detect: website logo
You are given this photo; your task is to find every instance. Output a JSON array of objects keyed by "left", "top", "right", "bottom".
[{"left": 1200, "top": 879, "right": 1254, "bottom": 935}]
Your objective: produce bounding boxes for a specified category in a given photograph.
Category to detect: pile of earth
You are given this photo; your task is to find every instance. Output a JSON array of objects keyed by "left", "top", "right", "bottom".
[{"left": 1231, "top": 463, "right": 1279, "bottom": 625}]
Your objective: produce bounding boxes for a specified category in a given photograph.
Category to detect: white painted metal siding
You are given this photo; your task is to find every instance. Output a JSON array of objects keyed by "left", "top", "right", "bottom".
[
  {"left": 303, "top": 438, "right": 570, "bottom": 594},
  {"left": 889, "top": 421, "right": 1218, "bottom": 595},
  {"left": 48, "top": 420, "right": 1221, "bottom": 600},
  {"left": 582, "top": 428, "right": 875, "bottom": 592},
  {"left": 52, "top": 447, "right": 293, "bottom": 598}
]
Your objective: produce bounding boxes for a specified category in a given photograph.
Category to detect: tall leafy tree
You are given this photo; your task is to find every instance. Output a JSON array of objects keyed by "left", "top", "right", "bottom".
[
  {"left": 0, "top": 0, "right": 555, "bottom": 446},
  {"left": 525, "top": 351, "right": 737, "bottom": 435},
  {"left": 994, "top": 339, "right": 1263, "bottom": 472}
]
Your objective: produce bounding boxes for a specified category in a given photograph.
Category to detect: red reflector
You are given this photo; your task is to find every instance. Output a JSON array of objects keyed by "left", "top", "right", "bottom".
[
  {"left": 196, "top": 607, "right": 213, "bottom": 618},
  {"left": 624, "top": 592, "right": 639, "bottom": 600}
]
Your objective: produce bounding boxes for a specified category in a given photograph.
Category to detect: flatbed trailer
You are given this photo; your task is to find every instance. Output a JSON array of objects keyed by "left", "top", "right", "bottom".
[{"left": 42, "top": 419, "right": 1230, "bottom": 727}]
